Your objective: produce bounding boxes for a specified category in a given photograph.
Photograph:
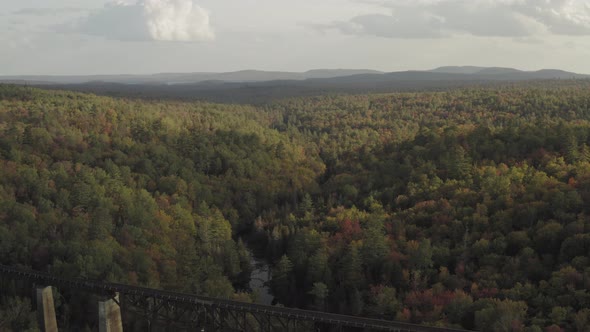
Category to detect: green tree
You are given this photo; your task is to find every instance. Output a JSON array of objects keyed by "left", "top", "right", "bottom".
[
  {"left": 574, "top": 309, "right": 590, "bottom": 332},
  {"left": 474, "top": 299, "right": 528, "bottom": 332},
  {"left": 0, "top": 297, "right": 37, "bottom": 332},
  {"left": 368, "top": 286, "right": 400, "bottom": 320},
  {"left": 272, "top": 255, "right": 294, "bottom": 302},
  {"left": 341, "top": 242, "right": 364, "bottom": 289},
  {"left": 308, "top": 282, "right": 329, "bottom": 311}
]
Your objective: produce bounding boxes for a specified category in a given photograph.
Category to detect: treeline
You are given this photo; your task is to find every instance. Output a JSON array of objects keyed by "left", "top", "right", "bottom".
[{"left": 2, "top": 83, "right": 590, "bottom": 330}]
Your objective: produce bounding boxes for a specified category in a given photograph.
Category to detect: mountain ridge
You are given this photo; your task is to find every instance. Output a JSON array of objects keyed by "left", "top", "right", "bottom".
[{"left": 1, "top": 67, "right": 586, "bottom": 85}]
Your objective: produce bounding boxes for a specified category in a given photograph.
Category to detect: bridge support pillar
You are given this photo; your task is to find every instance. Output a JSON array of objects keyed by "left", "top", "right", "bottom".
[
  {"left": 99, "top": 293, "right": 123, "bottom": 332},
  {"left": 36, "top": 286, "right": 58, "bottom": 332}
]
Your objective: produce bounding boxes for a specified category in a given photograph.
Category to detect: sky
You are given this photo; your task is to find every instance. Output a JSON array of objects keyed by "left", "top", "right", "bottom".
[{"left": 2, "top": 0, "right": 590, "bottom": 75}]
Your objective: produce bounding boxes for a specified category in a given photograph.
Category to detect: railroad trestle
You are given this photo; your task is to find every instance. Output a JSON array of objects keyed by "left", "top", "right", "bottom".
[{"left": 0, "top": 265, "right": 469, "bottom": 332}]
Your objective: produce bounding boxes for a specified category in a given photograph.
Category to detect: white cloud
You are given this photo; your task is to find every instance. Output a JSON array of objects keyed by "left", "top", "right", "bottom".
[
  {"left": 325, "top": 0, "right": 590, "bottom": 38},
  {"left": 70, "top": 0, "right": 214, "bottom": 42}
]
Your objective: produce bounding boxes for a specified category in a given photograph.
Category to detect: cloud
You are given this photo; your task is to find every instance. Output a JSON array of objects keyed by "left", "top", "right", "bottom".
[
  {"left": 323, "top": 0, "right": 590, "bottom": 38},
  {"left": 514, "top": 0, "right": 590, "bottom": 35},
  {"left": 68, "top": 0, "right": 214, "bottom": 42},
  {"left": 14, "top": 8, "right": 88, "bottom": 16},
  {"left": 326, "top": 5, "right": 447, "bottom": 39}
]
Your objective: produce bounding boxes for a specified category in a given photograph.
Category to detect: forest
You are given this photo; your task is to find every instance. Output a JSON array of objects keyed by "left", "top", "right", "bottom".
[{"left": 1, "top": 82, "right": 590, "bottom": 331}]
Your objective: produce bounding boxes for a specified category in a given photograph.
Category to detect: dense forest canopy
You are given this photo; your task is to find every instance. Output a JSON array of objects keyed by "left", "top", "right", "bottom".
[{"left": 2, "top": 82, "right": 590, "bottom": 331}]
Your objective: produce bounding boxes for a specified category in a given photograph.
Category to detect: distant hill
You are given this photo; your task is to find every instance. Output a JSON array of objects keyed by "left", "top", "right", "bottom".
[
  {"left": 429, "top": 66, "right": 523, "bottom": 75},
  {"left": 476, "top": 67, "right": 523, "bottom": 75},
  {"left": 4, "top": 66, "right": 588, "bottom": 104},
  {"left": 429, "top": 66, "right": 491, "bottom": 74},
  {"left": 303, "top": 69, "right": 383, "bottom": 79},
  {"left": 428, "top": 66, "right": 587, "bottom": 79},
  {"left": 0, "top": 69, "right": 383, "bottom": 85},
  {"left": 2, "top": 67, "right": 585, "bottom": 86}
]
